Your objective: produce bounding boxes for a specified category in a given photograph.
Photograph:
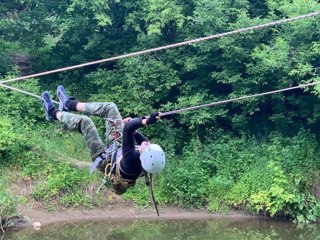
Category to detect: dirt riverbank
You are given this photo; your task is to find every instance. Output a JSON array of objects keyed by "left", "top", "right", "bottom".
[{"left": 14, "top": 201, "right": 258, "bottom": 228}]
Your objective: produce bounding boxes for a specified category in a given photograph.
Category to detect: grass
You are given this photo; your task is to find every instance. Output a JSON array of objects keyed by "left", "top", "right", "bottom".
[{"left": 28, "top": 124, "right": 91, "bottom": 162}]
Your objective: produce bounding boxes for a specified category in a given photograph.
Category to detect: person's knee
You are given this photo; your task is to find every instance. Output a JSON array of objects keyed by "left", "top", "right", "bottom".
[
  {"left": 109, "top": 102, "right": 118, "bottom": 110},
  {"left": 79, "top": 116, "right": 94, "bottom": 133},
  {"left": 107, "top": 102, "right": 121, "bottom": 118}
]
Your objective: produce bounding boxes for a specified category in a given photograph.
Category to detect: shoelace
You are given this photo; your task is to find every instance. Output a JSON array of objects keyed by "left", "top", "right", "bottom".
[{"left": 58, "top": 90, "right": 70, "bottom": 110}]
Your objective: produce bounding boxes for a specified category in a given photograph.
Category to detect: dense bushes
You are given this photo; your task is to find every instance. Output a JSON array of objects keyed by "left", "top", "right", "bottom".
[
  {"left": 30, "top": 161, "right": 93, "bottom": 209},
  {"left": 0, "top": 93, "right": 319, "bottom": 224},
  {"left": 0, "top": 117, "right": 17, "bottom": 154},
  {"left": 18, "top": 129, "right": 102, "bottom": 210},
  {"left": 0, "top": 170, "right": 16, "bottom": 227},
  {"left": 161, "top": 139, "right": 212, "bottom": 207},
  {"left": 159, "top": 131, "right": 320, "bottom": 223},
  {"left": 0, "top": 190, "right": 16, "bottom": 226}
]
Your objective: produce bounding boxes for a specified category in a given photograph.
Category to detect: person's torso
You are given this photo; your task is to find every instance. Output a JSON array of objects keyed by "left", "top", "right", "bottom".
[{"left": 118, "top": 148, "right": 143, "bottom": 180}]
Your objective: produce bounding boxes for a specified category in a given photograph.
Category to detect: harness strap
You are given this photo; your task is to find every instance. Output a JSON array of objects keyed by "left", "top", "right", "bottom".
[
  {"left": 90, "top": 152, "right": 107, "bottom": 175},
  {"left": 90, "top": 142, "right": 117, "bottom": 175},
  {"left": 103, "top": 147, "right": 119, "bottom": 177},
  {"left": 115, "top": 155, "right": 123, "bottom": 177}
]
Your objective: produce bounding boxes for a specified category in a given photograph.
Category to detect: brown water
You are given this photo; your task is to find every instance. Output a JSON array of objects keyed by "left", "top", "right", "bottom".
[{"left": 2, "top": 219, "right": 320, "bottom": 240}]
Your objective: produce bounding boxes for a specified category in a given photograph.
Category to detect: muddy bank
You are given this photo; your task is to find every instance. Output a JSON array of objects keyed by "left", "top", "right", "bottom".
[{"left": 13, "top": 204, "right": 261, "bottom": 229}]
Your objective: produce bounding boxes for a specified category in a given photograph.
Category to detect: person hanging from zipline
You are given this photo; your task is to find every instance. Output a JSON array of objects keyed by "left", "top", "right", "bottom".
[{"left": 40, "top": 85, "right": 165, "bottom": 196}]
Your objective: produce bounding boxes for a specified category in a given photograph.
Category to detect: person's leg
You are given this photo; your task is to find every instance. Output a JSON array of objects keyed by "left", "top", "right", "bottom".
[
  {"left": 57, "top": 112, "right": 106, "bottom": 160},
  {"left": 57, "top": 85, "right": 122, "bottom": 119},
  {"left": 57, "top": 85, "right": 123, "bottom": 146},
  {"left": 83, "top": 102, "right": 124, "bottom": 146},
  {"left": 41, "top": 91, "right": 106, "bottom": 160}
]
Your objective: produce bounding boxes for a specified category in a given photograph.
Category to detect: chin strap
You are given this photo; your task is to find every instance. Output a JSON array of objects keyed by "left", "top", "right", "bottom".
[{"left": 144, "top": 171, "right": 159, "bottom": 216}]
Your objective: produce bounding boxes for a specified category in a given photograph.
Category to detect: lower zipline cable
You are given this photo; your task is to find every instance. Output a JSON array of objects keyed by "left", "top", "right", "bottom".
[
  {"left": 159, "top": 81, "right": 320, "bottom": 117},
  {"left": 1, "top": 80, "right": 319, "bottom": 117},
  {"left": 0, "top": 83, "right": 59, "bottom": 104}
]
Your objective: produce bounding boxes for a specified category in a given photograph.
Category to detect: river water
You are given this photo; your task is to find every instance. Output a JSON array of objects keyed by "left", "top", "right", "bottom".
[{"left": 2, "top": 218, "right": 320, "bottom": 240}]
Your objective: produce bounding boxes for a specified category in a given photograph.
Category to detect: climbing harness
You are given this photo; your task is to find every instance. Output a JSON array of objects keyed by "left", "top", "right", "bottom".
[
  {"left": 105, "top": 118, "right": 123, "bottom": 149},
  {"left": 95, "top": 118, "right": 123, "bottom": 193},
  {"left": 91, "top": 118, "right": 123, "bottom": 174}
]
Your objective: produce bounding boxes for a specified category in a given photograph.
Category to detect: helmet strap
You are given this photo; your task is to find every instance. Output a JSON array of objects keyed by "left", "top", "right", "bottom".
[{"left": 144, "top": 170, "right": 159, "bottom": 216}]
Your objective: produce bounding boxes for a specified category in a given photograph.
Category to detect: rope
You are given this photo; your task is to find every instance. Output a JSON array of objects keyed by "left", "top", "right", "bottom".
[
  {"left": 1, "top": 11, "right": 320, "bottom": 85},
  {"left": 160, "top": 81, "right": 320, "bottom": 117},
  {"left": 0, "top": 80, "right": 319, "bottom": 116},
  {"left": 0, "top": 83, "right": 59, "bottom": 104}
]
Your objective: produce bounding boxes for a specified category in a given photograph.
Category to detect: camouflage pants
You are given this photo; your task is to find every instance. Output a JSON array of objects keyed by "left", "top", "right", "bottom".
[{"left": 60, "top": 102, "right": 123, "bottom": 160}]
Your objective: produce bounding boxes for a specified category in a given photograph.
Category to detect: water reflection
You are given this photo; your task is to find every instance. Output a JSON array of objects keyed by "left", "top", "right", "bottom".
[{"left": 3, "top": 219, "right": 320, "bottom": 240}]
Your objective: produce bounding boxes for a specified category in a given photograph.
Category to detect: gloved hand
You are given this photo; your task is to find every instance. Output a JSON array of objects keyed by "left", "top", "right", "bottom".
[{"left": 146, "top": 112, "right": 160, "bottom": 125}]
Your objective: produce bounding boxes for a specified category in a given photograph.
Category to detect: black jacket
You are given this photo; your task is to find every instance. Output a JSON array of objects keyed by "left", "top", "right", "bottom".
[{"left": 120, "top": 117, "right": 148, "bottom": 179}]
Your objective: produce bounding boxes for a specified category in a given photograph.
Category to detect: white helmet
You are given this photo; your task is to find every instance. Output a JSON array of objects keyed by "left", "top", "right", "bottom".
[{"left": 140, "top": 144, "right": 165, "bottom": 174}]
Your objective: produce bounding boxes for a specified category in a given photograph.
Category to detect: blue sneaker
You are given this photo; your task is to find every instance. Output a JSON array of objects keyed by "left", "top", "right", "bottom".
[
  {"left": 57, "top": 85, "right": 71, "bottom": 112},
  {"left": 41, "top": 91, "right": 55, "bottom": 121}
]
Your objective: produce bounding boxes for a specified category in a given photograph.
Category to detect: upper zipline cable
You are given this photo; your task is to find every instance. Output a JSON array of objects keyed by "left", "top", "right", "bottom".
[
  {"left": 159, "top": 81, "right": 320, "bottom": 117},
  {"left": 0, "top": 11, "right": 319, "bottom": 112},
  {"left": 1, "top": 11, "right": 320, "bottom": 84}
]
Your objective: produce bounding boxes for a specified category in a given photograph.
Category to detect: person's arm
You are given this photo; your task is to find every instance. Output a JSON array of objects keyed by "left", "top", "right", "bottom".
[
  {"left": 123, "top": 117, "right": 148, "bottom": 144},
  {"left": 122, "top": 117, "right": 145, "bottom": 151},
  {"left": 134, "top": 131, "right": 148, "bottom": 144},
  {"left": 122, "top": 113, "right": 160, "bottom": 150}
]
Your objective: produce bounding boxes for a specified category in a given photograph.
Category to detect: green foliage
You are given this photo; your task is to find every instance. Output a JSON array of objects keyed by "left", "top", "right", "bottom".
[
  {"left": 207, "top": 176, "right": 232, "bottom": 212},
  {"left": 160, "top": 140, "right": 212, "bottom": 207},
  {"left": 156, "top": 131, "right": 320, "bottom": 222},
  {"left": 0, "top": 39, "right": 21, "bottom": 76},
  {"left": 16, "top": 127, "right": 96, "bottom": 209},
  {"left": 246, "top": 161, "right": 320, "bottom": 224},
  {"left": 0, "top": 170, "right": 16, "bottom": 226},
  {"left": 67, "top": 0, "right": 112, "bottom": 27},
  {"left": 0, "top": 117, "right": 17, "bottom": 152},
  {"left": 1, "top": 0, "right": 320, "bottom": 224},
  {"left": 0, "top": 190, "right": 16, "bottom": 224},
  {"left": 0, "top": 75, "right": 42, "bottom": 126},
  {"left": 31, "top": 162, "right": 90, "bottom": 204},
  {"left": 212, "top": 132, "right": 320, "bottom": 222},
  {"left": 26, "top": 125, "right": 91, "bottom": 162},
  {"left": 123, "top": 180, "right": 156, "bottom": 208},
  {"left": 59, "top": 191, "right": 92, "bottom": 208},
  {"left": 246, "top": 161, "right": 295, "bottom": 215},
  {"left": 0, "top": 0, "right": 65, "bottom": 50},
  {"left": 126, "top": 0, "right": 185, "bottom": 36},
  {"left": 87, "top": 56, "right": 181, "bottom": 116}
]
